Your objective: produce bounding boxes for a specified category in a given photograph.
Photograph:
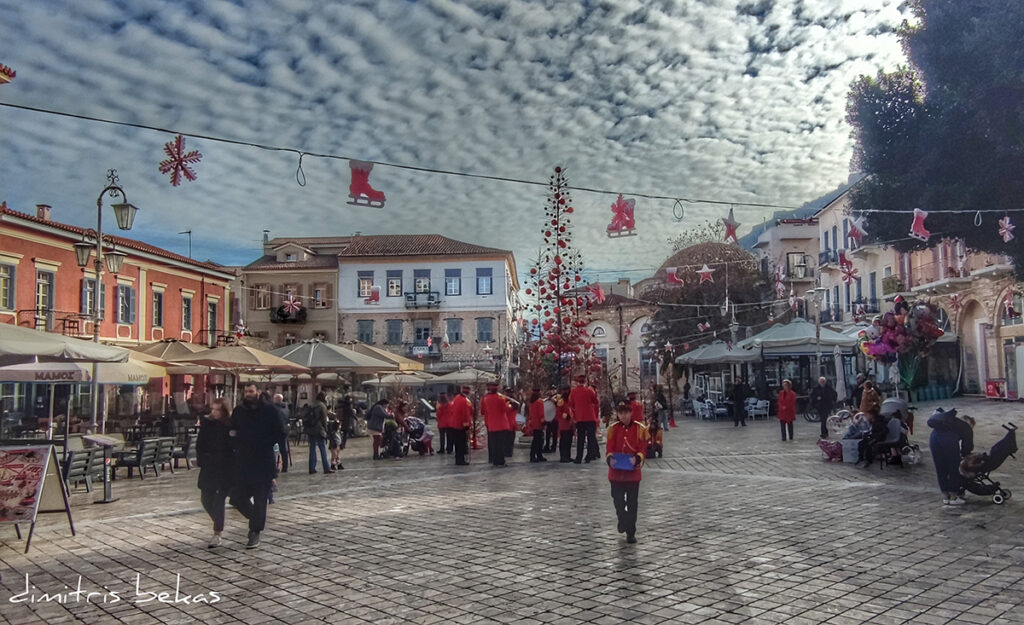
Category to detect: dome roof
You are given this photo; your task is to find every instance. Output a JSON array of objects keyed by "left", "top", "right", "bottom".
[{"left": 652, "top": 242, "right": 756, "bottom": 280}]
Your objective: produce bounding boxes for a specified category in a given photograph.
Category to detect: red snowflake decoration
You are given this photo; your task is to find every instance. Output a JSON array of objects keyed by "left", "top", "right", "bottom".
[
  {"left": 159, "top": 134, "right": 202, "bottom": 186},
  {"left": 282, "top": 294, "right": 303, "bottom": 315},
  {"left": 841, "top": 264, "right": 859, "bottom": 284},
  {"left": 586, "top": 283, "right": 607, "bottom": 304},
  {"left": 949, "top": 293, "right": 963, "bottom": 312},
  {"left": 999, "top": 215, "right": 1015, "bottom": 243}
]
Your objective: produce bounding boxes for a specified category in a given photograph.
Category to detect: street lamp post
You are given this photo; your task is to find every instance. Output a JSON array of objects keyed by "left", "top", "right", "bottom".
[
  {"left": 74, "top": 170, "right": 139, "bottom": 433},
  {"left": 665, "top": 341, "right": 675, "bottom": 425}
]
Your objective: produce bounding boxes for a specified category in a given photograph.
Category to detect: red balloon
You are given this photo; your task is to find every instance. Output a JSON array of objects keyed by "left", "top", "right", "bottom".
[{"left": 563, "top": 316, "right": 572, "bottom": 324}]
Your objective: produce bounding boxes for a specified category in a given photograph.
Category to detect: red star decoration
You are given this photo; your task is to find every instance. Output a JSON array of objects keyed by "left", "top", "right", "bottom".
[
  {"left": 159, "top": 134, "right": 202, "bottom": 186},
  {"left": 696, "top": 264, "right": 715, "bottom": 284},
  {"left": 722, "top": 208, "right": 740, "bottom": 243}
]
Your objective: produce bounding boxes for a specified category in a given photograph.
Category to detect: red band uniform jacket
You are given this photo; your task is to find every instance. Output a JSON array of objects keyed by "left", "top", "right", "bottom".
[{"left": 605, "top": 418, "right": 649, "bottom": 483}]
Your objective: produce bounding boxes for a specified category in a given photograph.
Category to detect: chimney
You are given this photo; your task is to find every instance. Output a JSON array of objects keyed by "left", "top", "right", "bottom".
[
  {"left": 36, "top": 204, "right": 52, "bottom": 221},
  {"left": 262, "top": 230, "right": 270, "bottom": 244}
]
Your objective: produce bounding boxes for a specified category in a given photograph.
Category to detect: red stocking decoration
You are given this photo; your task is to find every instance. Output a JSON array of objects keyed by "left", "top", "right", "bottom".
[
  {"left": 348, "top": 160, "right": 386, "bottom": 208},
  {"left": 909, "top": 208, "right": 930, "bottom": 241}
]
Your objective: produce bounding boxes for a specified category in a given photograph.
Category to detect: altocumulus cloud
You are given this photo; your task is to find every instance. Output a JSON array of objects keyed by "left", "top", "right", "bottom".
[{"left": 0, "top": 0, "right": 907, "bottom": 280}]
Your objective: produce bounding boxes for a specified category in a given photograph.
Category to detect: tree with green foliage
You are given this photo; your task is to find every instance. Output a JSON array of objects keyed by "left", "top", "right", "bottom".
[{"left": 846, "top": 0, "right": 1024, "bottom": 273}]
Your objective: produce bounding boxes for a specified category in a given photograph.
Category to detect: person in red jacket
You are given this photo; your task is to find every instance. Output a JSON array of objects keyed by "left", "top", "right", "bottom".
[
  {"left": 554, "top": 386, "right": 574, "bottom": 462},
  {"left": 481, "top": 382, "right": 512, "bottom": 467},
  {"left": 606, "top": 401, "right": 649, "bottom": 544},
  {"left": 448, "top": 387, "right": 474, "bottom": 465},
  {"left": 526, "top": 389, "right": 547, "bottom": 462},
  {"left": 777, "top": 379, "right": 797, "bottom": 441},
  {"left": 435, "top": 392, "right": 451, "bottom": 454},
  {"left": 568, "top": 375, "right": 601, "bottom": 463},
  {"left": 627, "top": 391, "right": 644, "bottom": 424},
  {"left": 502, "top": 387, "right": 520, "bottom": 458}
]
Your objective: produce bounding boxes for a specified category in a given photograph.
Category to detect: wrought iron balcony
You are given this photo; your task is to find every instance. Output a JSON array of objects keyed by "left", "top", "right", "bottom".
[
  {"left": 270, "top": 306, "right": 307, "bottom": 323},
  {"left": 818, "top": 249, "right": 839, "bottom": 268},
  {"left": 404, "top": 291, "right": 441, "bottom": 309}
]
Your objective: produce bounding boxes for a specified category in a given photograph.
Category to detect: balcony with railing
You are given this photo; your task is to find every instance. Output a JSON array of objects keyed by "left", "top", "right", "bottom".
[
  {"left": 408, "top": 336, "right": 443, "bottom": 358},
  {"left": 852, "top": 298, "right": 881, "bottom": 315},
  {"left": 405, "top": 291, "right": 441, "bottom": 309},
  {"left": 818, "top": 249, "right": 840, "bottom": 269},
  {"left": 819, "top": 306, "right": 843, "bottom": 323},
  {"left": 16, "top": 308, "right": 90, "bottom": 337}
]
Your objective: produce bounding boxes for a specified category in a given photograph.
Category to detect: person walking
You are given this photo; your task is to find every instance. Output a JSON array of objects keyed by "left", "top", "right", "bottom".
[
  {"left": 606, "top": 401, "right": 649, "bottom": 544},
  {"left": 435, "top": 393, "right": 451, "bottom": 454},
  {"left": 449, "top": 386, "right": 473, "bottom": 465},
  {"left": 927, "top": 407, "right": 975, "bottom": 505},
  {"left": 569, "top": 376, "right": 601, "bottom": 463},
  {"left": 366, "top": 397, "right": 390, "bottom": 460},
  {"left": 777, "top": 379, "right": 797, "bottom": 441},
  {"left": 196, "top": 397, "right": 234, "bottom": 548},
  {"left": 555, "top": 386, "right": 574, "bottom": 463},
  {"left": 653, "top": 385, "right": 670, "bottom": 431},
  {"left": 338, "top": 395, "right": 355, "bottom": 450},
  {"left": 850, "top": 373, "right": 866, "bottom": 410},
  {"left": 481, "top": 382, "right": 512, "bottom": 467},
  {"left": 527, "top": 389, "right": 547, "bottom": 463},
  {"left": 270, "top": 393, "right": 291, "bottom": 472},
  {"left": 543, "top": 395, "right": 558, "bottom": 453},
  {"left": 502, "top": 387, "right": 520, "bottom": 458},
  {"left": 731, "top": 380, "right": 748, "bottom": 427},
  {"left": 307, "top": 391, "right": 333, "bottom": 474},
  {"left": 229, "top": 383, "right": 287, "bottom": 549},
  {"left": 810, "top": 377, "right": 838, "bottom": 438},
  {"left": 859, "top": 380, "right": 882, "bottom": 415}
]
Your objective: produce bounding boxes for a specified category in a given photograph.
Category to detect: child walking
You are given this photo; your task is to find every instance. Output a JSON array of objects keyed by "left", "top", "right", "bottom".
[{"left": 606, "top": 401, "right": 649, "bottom": 544}]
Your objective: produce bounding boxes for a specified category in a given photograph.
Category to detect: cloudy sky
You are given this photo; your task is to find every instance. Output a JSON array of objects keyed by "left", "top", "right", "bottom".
[{"left": 0, "top": 0, "right": 908, "bottom": 283}]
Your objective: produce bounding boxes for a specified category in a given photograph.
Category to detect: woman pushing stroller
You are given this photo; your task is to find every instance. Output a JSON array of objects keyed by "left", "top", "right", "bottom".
[{"left": 927, "top": 407, "right": 974, "bottom": 506}]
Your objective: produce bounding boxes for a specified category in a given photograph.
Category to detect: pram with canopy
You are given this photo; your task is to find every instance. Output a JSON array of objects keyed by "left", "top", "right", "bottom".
[{"left": 960, "top": 423, "right": 1017, "bottom": 505}]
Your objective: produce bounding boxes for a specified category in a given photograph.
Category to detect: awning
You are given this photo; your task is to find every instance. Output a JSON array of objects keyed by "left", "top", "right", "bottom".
[
  {"left": 0, "top": 323, "right": 130, "bottom": 366},
  {"left": 0, "top": 359, "right": 166, "bottom": 385}
]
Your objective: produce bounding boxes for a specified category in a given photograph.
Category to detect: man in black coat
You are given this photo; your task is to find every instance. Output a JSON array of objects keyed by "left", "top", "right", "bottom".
[
  {"left": 810, "top": 376, "right": 838, "bottom": 438},
  {"left": 230, "top": 383, "right": 287, "bottom": 549},
  {"left": 271, "top": 393, "right": 291, "bottom": 472}
]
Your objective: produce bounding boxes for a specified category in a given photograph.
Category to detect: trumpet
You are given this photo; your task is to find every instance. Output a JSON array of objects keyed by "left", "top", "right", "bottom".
[{"left": 498, "top": 393, "right": 521, "bottom": 408}]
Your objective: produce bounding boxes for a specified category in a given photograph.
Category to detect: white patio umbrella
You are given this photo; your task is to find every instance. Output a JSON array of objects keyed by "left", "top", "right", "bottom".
[
  {"left": 365, "top": 373, "right": 433, "bottom": 387},
  {"left": 737, "top": 318, "right": 856, "bottom": 356},
  {"left": 0, "top": 323, "right": 130, "bottom": 366},
  {"left": 680, "top": 341, "right": 759, "bottom": 366},
  {"left": 429, "top": 368, "right": 498, "bottom": 385},
  {"left": 833, "top": 345, "right": 848, "bottom": 400}
]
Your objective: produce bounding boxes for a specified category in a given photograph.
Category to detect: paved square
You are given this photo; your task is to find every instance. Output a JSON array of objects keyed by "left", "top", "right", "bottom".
[{"left": 1, "top": 398, "right": 1022, "bottom": 624}]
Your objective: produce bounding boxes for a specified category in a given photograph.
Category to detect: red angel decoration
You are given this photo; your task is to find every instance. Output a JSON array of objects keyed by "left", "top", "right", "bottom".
[
  {"left": 1005, "top": 292, "right": 1020, "bottom": 319},
  {"left": 909, "top": 208, "right": 930, "bottom": 242},
  {"left": 348, "top": 160, "right": 386, "bottom": 208},
  {"left": 282, "top": 294, "right": 303, "bottom": 314},
  {"left": 606, "top": 194, "right": 636, "bottom": 237},
  {"left": 999, "top": 215, "right": 1015, "bottom": 243},
  {"left": 586, "top": 283, "right": 607, "bottom": 304},
  {"left": 696, "top": 264, "right": 715, "bottom": 284},
  {"left": 665, "top": 267, "right": 684, "bottom": 285},
  {"left": 722, "top": 207, "right": 741, "bottom": 243},
  {"left": 848, "top": 216, "right": 867, "bottom": 248},
  {"left": 159, "top": 134, "right": 202, "bottom": 186}
]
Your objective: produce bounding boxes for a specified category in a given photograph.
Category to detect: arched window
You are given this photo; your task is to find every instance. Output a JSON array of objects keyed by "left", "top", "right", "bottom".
[{"left": 592, "top": 326, "right": 606, "bottom": 338}]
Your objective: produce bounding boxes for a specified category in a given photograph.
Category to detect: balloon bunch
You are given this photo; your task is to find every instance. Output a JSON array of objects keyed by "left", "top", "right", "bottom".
[{"left": 857, "top": 298, "right": 944, "bottom": 363}]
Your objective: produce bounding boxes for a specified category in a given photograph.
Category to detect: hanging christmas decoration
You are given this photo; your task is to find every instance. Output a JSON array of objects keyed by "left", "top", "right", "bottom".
[
  {"left": 442, "top": 332, "right": 451, "bottom": 348},
  {"left": 998, "top": 215, "right": 1015, "bottom": 243},
  {"left": 838, "top": 250, "right": 853, "bottom": 269},
  {"left": 854, "top": 303, "right": 866, "bottom": 322},
  {"left": 283, "top": 294, "right": 303, "bottom": 314},
  {"left": 158, "top": 134, "right": 202, "bottom": 186},
  {"left": 722, "top": 207, "right": 741, "bottom": 243},
  {"left": 908, "top": 208, "right": 930, "bottom": 242},
  {"left": 1005, "top": 292, "right": 1020, "bottom": 319},
  {"left": 364, "top": 284, "right": 381, "bottom": 305},
  {"left": 949, "top": 293, "right": 963, "bottom": 312},
  {"left": 848, "top": 216, "right": 867, "bottom": 247},
  {"left": 697, "top": 321, "right": 711, "bottom": 332},
  {"left": 841, "top": 264, "right": 859, "bottom": 284},
  {"left": 606, "top": 194, "right": 636, "bottom": 237},
  {"left": 235, "top": 321, "right": 247, "bottom": 341},
  {"left": 696, "top": 264, "right": 715, "bottom": 284},
  {"left": 586, "top": 283, "right": 607, "bottom": 304},
  {"left": 0, "top": 63, "right": 15, "bottom": 84},
  {"left": 774, "top": 265, "right": 787, "bottom": 298},
  {"left": 347, "top": 160, "right": 386, "bottom": 208},
  {"left": 789, "top": 288, "right": 797, "bottom": 311},
  {"left": 665, "top": 267, "right": 684, "bottom": 285}
]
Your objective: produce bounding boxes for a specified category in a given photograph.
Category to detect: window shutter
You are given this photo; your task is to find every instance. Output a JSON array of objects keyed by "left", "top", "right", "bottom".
[
  {"left": 80, "top": 279, "right": 88, "bottom": 314},
  {"left": 129, "top": 287, "right": 137, "bottom": 324},
  {"left": 98, "top": 284, "right": 105, "bottom": 320},
  {"left": 248, "top": 285, "right": 256, "bottom": 310},
  {"left": 325, "top": 283, "right": 333, "bottom": 308}
]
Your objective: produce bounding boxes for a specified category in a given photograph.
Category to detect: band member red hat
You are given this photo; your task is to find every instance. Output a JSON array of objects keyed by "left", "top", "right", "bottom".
[
  {"left": 486, "top": 381, "right": 499, "bottom": 390},
  {"left": 461, "top": 385, "right": 472, "bottom": 393}
]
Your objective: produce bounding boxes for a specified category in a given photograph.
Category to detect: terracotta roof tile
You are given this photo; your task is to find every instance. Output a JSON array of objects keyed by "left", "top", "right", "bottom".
[
  {"left": 0, "top": 203, "right": 232, "bottom": 276},
  {"left": 244, "top": 255, "right": 338, "bottom": 271},
  {"left": 339, "top": 234, "right": 510, "bottom": 258}
]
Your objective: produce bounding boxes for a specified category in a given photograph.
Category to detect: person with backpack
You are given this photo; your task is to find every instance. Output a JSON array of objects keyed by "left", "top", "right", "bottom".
[{"left": 305, "top": 392, "right": 333, "bottom": 474}]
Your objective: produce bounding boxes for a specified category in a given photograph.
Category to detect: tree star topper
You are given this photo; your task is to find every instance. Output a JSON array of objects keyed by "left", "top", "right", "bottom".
[
  {"left": 722, "top": 207, "right": 741, "bottom": 243},
  {"left": 999, "top": 215, "right": 1015, "bottom": 243},
  {"left": 697, "top": 264, "right": 715, "bottom": 284},
  {"left": 158, "top": 134, "right": 202, "bottom": 186}
]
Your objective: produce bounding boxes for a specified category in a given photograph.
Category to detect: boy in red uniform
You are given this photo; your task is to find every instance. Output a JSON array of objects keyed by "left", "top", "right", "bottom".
[
  {"left": 448, "top": 387, "right": 474, "bottom": 465},
  {"left": 606, "top": 401, "right": 649, "bottom": 543},
  {"left": 554, "top": 386, "right": 574, "bottom": 462},
  {"left": 435, "top": 392, "right": 451, "bottom": 454},
  {"left": 527, "top": 389, "right": 547, "bottom": 462},
  {"left": 568, "top": 375, "right": 601, "bottom": 463},
  {"left": 481, "top": 382, "right": 512, "bottom": 467}
]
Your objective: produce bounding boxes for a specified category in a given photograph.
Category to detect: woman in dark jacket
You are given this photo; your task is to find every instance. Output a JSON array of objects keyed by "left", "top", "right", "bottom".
[
  {"left": 928, "top": 407, "right": 974, "bottom": 506},
  {"left": 197, "top": 397, "right": 235, "bottom": 548}
]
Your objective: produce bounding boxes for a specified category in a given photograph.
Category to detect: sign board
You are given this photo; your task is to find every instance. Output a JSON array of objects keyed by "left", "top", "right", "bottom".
[
  {"left": 985, "top": 379, "right": 1007, "bottom": 399},
  {"left": 0, "top": 445, "right": 75, "bottom": 553}
]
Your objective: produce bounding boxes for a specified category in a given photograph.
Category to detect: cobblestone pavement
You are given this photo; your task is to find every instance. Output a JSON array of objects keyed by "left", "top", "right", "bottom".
[{"left": 1, "top": 398, "right": 1021, "bottom": 625}]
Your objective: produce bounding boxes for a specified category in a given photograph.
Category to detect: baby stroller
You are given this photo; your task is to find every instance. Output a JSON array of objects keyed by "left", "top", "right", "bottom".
[
  {"left": 960, "top": 423, "right": 1017, "bottom": 505},
  {"left": 404, "top": 416, "right": 434, "bottom": 455},
  {"left": 380, "top": 420, "right": 409, "bottom": 459}
]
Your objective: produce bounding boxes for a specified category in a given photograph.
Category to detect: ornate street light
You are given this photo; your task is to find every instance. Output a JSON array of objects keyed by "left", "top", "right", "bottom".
[
  {"left": 73, "top": 238, "right": 93, "bottom": 268},
  {"left": 103, "top": 246, "right": 127, "bottom": 274}
]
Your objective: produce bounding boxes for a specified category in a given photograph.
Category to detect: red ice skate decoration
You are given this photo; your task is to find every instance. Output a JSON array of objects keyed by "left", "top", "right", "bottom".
[
  {"left": 348, "top": 160, "right": 386, "bottom": 208},
  {"left": 698, "top": 321, "right": 711, "bottom": 332},
  {"left": 586, "top": 283, "right": 607, "bottom": 304},
  {"left": 908, "top": 208, "right": 930, "bottom": 242},
  {"left": 0, "top": 63, "right": 15, "bottom": 85},
  {"left": 159, "top": 134, "right": 202, "bottom": 186},
  {"left": 665, "top": 267, "right": 684, "bottom": 285},
  {"left": 722, "top": 207, "right": 741, "bottom": 243},
  {"left": 848, "top": 216, "right": 867, "bottom": 247},
  {"left": 606, "top": 194, "right": 636, "bottom": 237},
  {"left": 999, "top": 215, "right": 1015, "bottom": 243},
  {"left": 696, "top": 264, "right": 715, "bottom": 284},
  {"left": 364, "top": 284, "right": 381, "bottom": 305}
]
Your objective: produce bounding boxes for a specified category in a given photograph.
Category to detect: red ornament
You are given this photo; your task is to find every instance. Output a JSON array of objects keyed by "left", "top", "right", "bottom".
[
  {"left": 606, "top": 194, "right": 637, "bottom": 237},
  {"left": 159, "top": 134, "right": 202, "bottom": 186},
  {"left": 696, "top": 264, "right": 715, "bottom": 284},
  {"left": 909, "top": 208, "right": 930, "bottom": 241},
  {"left": 347, "top": 160, "right": 386, "bottom": 208}
]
